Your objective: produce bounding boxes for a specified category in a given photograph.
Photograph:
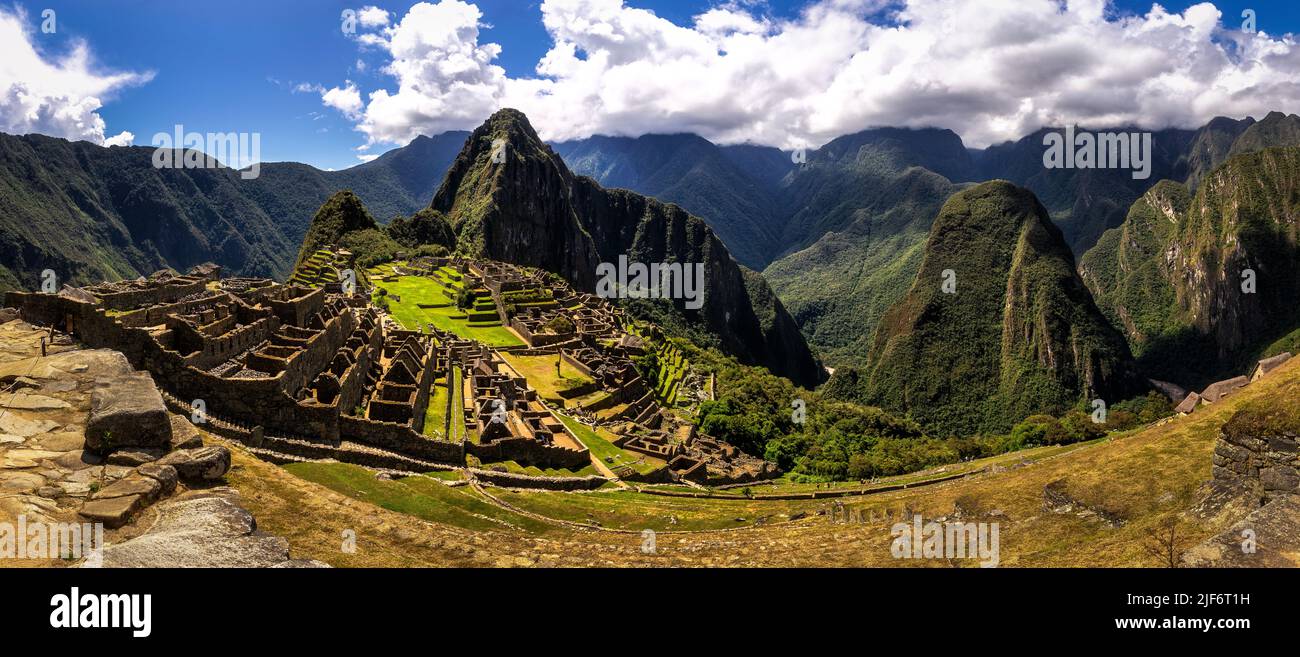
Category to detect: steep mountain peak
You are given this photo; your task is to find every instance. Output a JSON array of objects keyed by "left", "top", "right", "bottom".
[
  {"left": 429, "top": 110, "right": 823, "bottom": 386},
  {"left": 1081, "top": 145, "right": 1300, "bottom": 386},
  {"left": 292, "top": 190, "right": 382, "bottom": 271},
  {"left": 849, "top": 180, "right": 1142, "bottom": 435},
  {"left": 1229, "top": 111, "right": 1300, "bottom": 156}
]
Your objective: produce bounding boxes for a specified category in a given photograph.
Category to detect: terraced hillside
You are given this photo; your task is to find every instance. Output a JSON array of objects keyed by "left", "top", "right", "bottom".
[{"left": 217, "top": 351, "right": 1300, "bottom": 567}]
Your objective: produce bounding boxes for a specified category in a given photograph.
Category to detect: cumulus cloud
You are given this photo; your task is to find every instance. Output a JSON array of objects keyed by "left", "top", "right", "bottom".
[
  {"left": 324, "top": 0, "right": 1300, "bottom": 149},
  {"left": 357, "top": 6, "right": 391, "bottom": 28},
  {"left": 103, "top": 130, "right": 134, "bottom": 146},
  {"left": 322, "top": 82, "right": 365, "bottom": 119},
  {"left": 0, "top": 7, "right": 150, "bottom": 144}
]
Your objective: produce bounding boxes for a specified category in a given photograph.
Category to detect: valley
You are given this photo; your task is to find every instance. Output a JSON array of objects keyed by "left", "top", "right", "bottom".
[{"left": 4, "top": 108, "right": 1300, "bottom": 570}]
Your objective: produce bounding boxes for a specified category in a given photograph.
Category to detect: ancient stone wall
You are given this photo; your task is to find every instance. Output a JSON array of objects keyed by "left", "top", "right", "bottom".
[
  {"left": 1214, "top": 410, "right": 1300, "bottom": 503},
  {"left": 466, "top": 436, "right": 590, "bottom": 471},
  {"left": 467, "top": 468, "right": 606, "bottom": 491},
  {"left": 338, "top": 415, "right": 464, "bottom": 463}
]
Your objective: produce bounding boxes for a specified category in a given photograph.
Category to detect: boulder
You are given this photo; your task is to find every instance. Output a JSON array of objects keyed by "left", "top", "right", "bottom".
[
  {"left": 0, "top": 307, "right": 18, "bottom": 323},
  {"left": 135, "top": 463, "right": 178, "bottom": 497},
  {"left": 86, "top": 373, "right": 171, "bottom": 452},
  {"left": 94, "top": 491, "right": 323, "bottom": 567},
  {"left": 168, "top": 414, "right": 205, "bottom": 450},
  {"left": 107, "top": 448, "right": 165, "bottom": 467},
  {"left": 157, "top": 445, "right": 231, "bottom": 481}
]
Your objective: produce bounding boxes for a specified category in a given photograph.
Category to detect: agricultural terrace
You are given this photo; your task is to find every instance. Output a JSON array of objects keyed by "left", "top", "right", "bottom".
[{"left": 371, "top": 266, "right": 524, "bottom": 347}]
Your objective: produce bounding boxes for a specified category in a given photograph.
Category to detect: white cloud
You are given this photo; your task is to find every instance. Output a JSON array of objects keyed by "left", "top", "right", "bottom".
[
  {"left": 357, "top": 153, "right": 380, "bottom": 163},
  {"left": 0, "top": 7, "right": 151, "bottom": 145},
  {"left": 323, "top": 0, "right": 1300, "bottom": 149},
  {"left": 358, "top": 6, "right": 391, "bottom": 28},
  {"left": 103, "top": 130, "right": 134, "bottom": 146},
  {"left": 321, "top": 81, "right": 365, "bottom": 119}
]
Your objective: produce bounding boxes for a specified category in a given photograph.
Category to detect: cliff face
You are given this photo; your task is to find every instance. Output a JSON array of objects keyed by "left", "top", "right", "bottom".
[
  {"left": 431, "top": 109, "right": 823, "bottom": 387},
  {"left": 1081, "top": 146, "right": 1300, "bottom": 385},
  {"left": 856, "top": 181, "right": 1141, "bottom": 436}
]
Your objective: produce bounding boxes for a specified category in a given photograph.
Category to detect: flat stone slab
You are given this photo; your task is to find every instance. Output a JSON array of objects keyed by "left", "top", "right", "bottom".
[
  {"left": 0, "top": 393, "right": 71, "bottom": 410},
  {"left": 37, "top": 431, "right": 85, "bottom": 451},
  {"left": 86, "top": 372, "right": 171, "bottom": 452},
  {"left": 79, "top": 494, "right": 145, "bottom": 529},
  {"left": 0, "top": 413, "right": 60, "bottom": 438},
  {"left": 92, "top": 475, "right": 162, "bottom": 502},
  {"left": 0, "top": 471, "right": 47, "bottom": 493},
  {"left": 95, "top": 490, "right": 324, "bottom": 568}
]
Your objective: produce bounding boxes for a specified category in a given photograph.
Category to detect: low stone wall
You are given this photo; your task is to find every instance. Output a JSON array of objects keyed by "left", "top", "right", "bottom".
[
  {"left": 468, "top": 468, "right": 607, "bottom": 491},
  {"left": 467, "top": 436, "right": 590, "bottom": 471},
  {"left": 1214, "top": 408, "right": 1300, "bottom": 502},
  {"left": 339, "top": 415, "right": 464, "bottom": 463}
]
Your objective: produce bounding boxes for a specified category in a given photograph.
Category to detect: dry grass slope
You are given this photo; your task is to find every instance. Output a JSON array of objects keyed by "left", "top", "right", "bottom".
[{"left": 219, "top": 356, "right": 1300, "bottom": 567}]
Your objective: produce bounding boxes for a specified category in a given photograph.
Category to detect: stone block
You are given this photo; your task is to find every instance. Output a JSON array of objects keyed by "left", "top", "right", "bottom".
[
  {"left": 86, "top": 373, "right": 171, "bottom": 452},
  {"left": 157, "top": 445, "right": 231, "bottom": 481}
]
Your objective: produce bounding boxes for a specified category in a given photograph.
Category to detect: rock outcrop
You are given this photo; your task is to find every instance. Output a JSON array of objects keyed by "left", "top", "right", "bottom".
[{"left": 95, "top": 488, "right": 329, "bottom": 568}]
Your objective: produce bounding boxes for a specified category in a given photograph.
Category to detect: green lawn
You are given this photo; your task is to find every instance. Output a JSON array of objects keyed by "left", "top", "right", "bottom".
[
  {"left": 486, "top": 487, "right": 814, "bottom": 532},
  {"left": 476, "top": 459, "right": 600, "bottom": 478},
  {"left": 423, "top": 378, "right": 449, "bottom": 439},
  {"left": 500, "top": 353, "right": 594, "bottom": 403},
  {"left": 282, "top": 462, "right": 553, "bottom": 534},
  {"left": 377, "top": 275, "right": 524, "bottom": 347},
  {"left": 555, "top": 412, "right": 663, "bottom": 476}
]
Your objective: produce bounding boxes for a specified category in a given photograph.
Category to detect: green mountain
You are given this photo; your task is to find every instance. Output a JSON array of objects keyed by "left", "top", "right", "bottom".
[
  {"left": 0, "top": 130, "right": 466, "bottom": 292},
  {"left": 1080, "top": 146, "right": 1300, "bottom": 387},
  {"left": 774, "top": 127, "right": 975, "bottom": 258},
  {"left": 553, "top": 134, "right": 786, "bottom": 269},
  {"left": 764, "top": 168, "right": 959, "bottom": 366},
  {"left": 837, "top": 181, "right": 1142, "bottom": 437},
  {"left": 432, "top": 109, "right": 823, "bottom": 387},
  {"left": 973, "top": 127, "right": 1200, "bottom": 255}
]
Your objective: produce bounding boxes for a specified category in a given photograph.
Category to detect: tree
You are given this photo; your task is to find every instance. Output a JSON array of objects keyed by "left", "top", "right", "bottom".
[
  {"left": 544, "top": 315, "right": 575, "bottom": 334},
  {"left": 456, "top": 288, "right": 475, "bottom": 310},
  {"left": 1142, "top": 517, "right": 1190, "bottom": 568}
]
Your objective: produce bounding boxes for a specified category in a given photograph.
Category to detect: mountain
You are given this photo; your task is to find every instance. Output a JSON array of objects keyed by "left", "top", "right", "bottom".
[
  {"left": 774, "top": 127, "right": 976, "bottom": 258},
  {"left": 433, "top": 109, "right": 822, "bottom": 387},
  {"left": 764, "top": 168, "right": 959, "bottom": 366},
  {"left": 1080, "top": 146, "right": 1300, "bottom": 387},
  {"left": 0, "top": 130, "right": 466, "bottom": 292},
  {"left": 972, "top": 127, "right": 1199, "bottom": 255},
  {"left": 553, "top": 134, "right": 786, "bottom": 268},
  {"left": 1227, "top": 111, "right": 1300, "bottom": 157},
  {"left": 836, "top": 181, "right": 1142, "bottom": 436}
]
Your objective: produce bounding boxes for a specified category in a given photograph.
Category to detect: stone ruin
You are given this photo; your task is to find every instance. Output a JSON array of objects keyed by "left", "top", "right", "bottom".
[{"left": 4, "top": 258, "right": 780, "bottom": 487}]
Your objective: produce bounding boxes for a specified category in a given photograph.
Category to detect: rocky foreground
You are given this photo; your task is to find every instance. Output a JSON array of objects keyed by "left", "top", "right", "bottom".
[{"left": 0, "top": 312, "right": 322, "bottom": 567}]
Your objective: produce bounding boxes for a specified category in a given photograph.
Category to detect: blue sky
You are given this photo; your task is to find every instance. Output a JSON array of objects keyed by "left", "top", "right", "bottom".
[{"left": 6, "top": 0, "right": 1300, "bottom": 170}]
